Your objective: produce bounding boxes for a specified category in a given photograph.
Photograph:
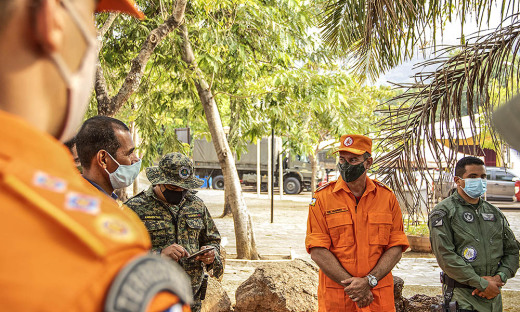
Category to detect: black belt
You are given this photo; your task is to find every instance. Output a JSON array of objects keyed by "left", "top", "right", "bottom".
[{"left": 440, "top": 272, "right": 473, "bottom": 289}]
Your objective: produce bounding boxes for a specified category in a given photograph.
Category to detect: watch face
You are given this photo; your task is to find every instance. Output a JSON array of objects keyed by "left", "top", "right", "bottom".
[{"left": 368, "top": 276, "right": 377, "bottom": 287}]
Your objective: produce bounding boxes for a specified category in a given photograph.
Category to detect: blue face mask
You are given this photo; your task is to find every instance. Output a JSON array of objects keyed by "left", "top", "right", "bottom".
[
  {"left": 105, "top": 152, "right": 142, "bottom": 189},
  {"left": 460, "top": 178, "right": 487, "bottom": 198}
]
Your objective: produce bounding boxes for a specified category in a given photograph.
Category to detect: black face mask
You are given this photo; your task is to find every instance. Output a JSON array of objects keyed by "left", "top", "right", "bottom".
[
  {"left": 162, "top": 188, "right": 188, "bottom": 205},
  {"left": 337, "top": 160, "right": 366, "bottom": 182}
]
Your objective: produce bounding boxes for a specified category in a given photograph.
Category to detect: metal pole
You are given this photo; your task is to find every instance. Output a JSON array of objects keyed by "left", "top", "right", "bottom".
[
  {"left": 267, "top": 136, "right": 272, "bottom": 200},
  {"left": 279, "top": 138, "right": 283, "bottom": 200},
  {"left": 257, "top": 138, "right": 261, "bottom": 198},
  {"left": 271, "top": 128, "right": 274, "bottom": 223}
]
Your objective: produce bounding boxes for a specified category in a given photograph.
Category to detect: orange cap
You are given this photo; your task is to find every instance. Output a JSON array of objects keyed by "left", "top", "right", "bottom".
[
  {"left": 96, "top": 0, "right": 145, "bottom": 20},
  {"left": 334, "top": 134, "right": 372, "bottom": 155}
]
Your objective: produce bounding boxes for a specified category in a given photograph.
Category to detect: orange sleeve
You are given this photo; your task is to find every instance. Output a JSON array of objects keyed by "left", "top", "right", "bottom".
[
  {"left": 305, "top": 196, "right": 332, "bottom": 253},
  {"left": 146, "top": 292, "right": 189, "bottom": 312},
  {"left": 387, "top": 195, "right": 409, "bottom": 252}
]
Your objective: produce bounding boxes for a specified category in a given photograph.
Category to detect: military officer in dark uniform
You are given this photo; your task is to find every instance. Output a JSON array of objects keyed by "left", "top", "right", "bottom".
[
  {"left": 429, "top": 156, "right": 520, "bottom": 311},
  {"left": 125, "top": 152, "right": 224, "bottom": 312}
]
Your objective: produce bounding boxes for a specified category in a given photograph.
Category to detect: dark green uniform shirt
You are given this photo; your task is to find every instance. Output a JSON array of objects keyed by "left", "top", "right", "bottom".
[
  {"left": 429, "top": 192, "right": 519, "bottom": 311},
  {"left": 125, "top": 186, "right": 223, "bottom": 312}
]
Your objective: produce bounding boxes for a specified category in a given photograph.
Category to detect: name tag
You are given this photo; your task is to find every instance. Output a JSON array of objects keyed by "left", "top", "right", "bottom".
[
  {"left": 481, "top": 213, "right": 496, "bottom": 221},
  {"left": 326, "top": 208, "right": 348, "bottom": 215},
  {"left": 143, "top": 215, "right": 164, "bottom": 220},
  {"left": 186, "top": 213, "right": 202, "bottom": 218}
]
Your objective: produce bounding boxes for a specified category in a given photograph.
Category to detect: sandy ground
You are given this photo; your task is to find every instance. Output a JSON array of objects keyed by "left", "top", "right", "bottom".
[{"left": 194, "top": 188, "right": 520, "bottom": 310}]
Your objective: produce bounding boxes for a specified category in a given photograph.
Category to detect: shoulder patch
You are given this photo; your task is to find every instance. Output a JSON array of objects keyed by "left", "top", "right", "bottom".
[
  {"left": 105, "top": 255, "right": 193, "bottom": 312},
  {"left": 374, "top": 179, "right": 392, "bottom": 191},
  {"left": 429, "top": 210, "right": 446, "bottom": 227},
  {"left": 315, "top": 181, "right": 335, "bottom": 193},
  {"left": 309, "top": 198, "right": 316, "bottom": 206}
]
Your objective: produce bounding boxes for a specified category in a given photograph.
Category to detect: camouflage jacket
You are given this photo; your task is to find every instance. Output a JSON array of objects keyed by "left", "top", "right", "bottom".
[{"left": 125, "top": 186, "right": 223, "bottom": 293}]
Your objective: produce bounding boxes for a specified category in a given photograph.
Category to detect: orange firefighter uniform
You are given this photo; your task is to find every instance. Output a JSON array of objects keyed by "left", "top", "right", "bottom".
[
  {"left": 306, "top": 176, "right": 409, "bottom": 312},
  {"left": 0, "top": 111, "right": 191, "bottom": 310}
]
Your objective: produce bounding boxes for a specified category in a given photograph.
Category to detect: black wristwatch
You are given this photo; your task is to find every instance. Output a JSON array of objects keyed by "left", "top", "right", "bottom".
[{"left": 366, "top": 274, "right": 378, "bottom": 288}]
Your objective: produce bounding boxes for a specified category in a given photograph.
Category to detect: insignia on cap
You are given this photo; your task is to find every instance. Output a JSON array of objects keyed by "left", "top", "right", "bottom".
[
  {"left": 462, "top": 246, "right": 477, "bottom": 262},
  {"left": 65, "top": 192, "right": 100, "bottom": 215},
  {"left": 344, "top": 136, "right": 353, "bottom": 147},
  {"left": 179, "top": 166, "right": 191, "bottom": 179},
  {"left": 96, "top": 214, "right": 135, "bottom": 242},
  {"left": 463, "top": 212, "right": 474, "bottom": 223},
  {"left": 309, "top": 198, "right": 316, "bottom": 206},
  {"left": 33, "top": 171, "right": 67, "bottom": 193}
]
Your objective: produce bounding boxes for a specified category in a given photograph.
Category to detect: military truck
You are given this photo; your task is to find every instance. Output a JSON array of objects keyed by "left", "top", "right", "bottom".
[{"left": 192, "top": 138, "right": 320, "bottom": 194}]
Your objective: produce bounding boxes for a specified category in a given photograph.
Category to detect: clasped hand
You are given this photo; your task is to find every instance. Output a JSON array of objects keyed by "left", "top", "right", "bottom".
[
  {"left": 341, "top": 277, "right": 374, "bottom": 308},
  {"left": 471, "top": 275, "right": 504, "bottom": 299}
]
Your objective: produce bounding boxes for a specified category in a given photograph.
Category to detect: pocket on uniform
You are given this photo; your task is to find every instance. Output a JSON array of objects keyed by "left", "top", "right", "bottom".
[
  {"left": 368, "top": 213, "right": 392, "bottom": 245},
  {"left": 185, "top": 218, "right": 203, "bottom": 230},
  {"left": 326, "top": 210, "right": 355, "bottom": 247},
  {"left": 143, "top": 220, "right": 171, "bottom": 244}
]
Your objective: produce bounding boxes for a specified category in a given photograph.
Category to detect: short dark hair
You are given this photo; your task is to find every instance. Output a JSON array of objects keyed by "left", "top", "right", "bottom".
[
  {"left": 63, "top": 137, "right": 76, "bottom": 153},
  {"left": 455, "top": 156, "right": 485, "bottom": 177},
  {"left": 75, "top": 116, "right": 130, "bottom": 169}
]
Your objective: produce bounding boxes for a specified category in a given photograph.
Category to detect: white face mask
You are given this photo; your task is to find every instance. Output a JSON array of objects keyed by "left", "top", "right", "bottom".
[{"left": 52, "top": 0, "right": 98, "bottom": 142}]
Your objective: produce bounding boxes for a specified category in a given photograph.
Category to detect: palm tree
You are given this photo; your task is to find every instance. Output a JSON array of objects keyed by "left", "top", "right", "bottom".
[{"left": 319, "top": 1, "right": 520, "bottom": 220}]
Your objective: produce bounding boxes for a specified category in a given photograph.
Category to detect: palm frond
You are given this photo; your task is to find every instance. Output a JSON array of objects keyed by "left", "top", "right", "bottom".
[
  {"left": 374, "top": 14, "right": 520, "bottom": 218},
  {"left": 320, "top": 0, "right": 520, "bottom": 80}
]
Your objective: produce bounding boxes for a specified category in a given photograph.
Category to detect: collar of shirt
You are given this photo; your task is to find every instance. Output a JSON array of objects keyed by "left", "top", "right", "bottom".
[{"left": 83, "top": 177, "right": 118, "bottom": 200}]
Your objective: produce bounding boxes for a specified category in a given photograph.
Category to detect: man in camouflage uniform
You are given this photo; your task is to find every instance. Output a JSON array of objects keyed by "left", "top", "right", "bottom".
[
  {"left": 125, "top": 152, "right": 223, "bottom": 312},
  {"left": 429, "top": 156, "right": 520, "bottom": 312}
]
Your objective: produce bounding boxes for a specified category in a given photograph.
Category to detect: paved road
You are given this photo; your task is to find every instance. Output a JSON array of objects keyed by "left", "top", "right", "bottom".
[{"left": 199, "top": 189, "right": 520, "bottom": 290}]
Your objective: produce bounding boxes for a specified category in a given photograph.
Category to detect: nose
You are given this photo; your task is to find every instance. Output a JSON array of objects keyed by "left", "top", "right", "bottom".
[{"left": 130, "top": 153, "right": 140, "bottom": 164}]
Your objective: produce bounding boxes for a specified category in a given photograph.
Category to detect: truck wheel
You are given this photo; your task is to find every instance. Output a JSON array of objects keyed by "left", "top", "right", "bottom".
[
  {"left": 284, "top": 177, "right": 301, "bottom": 194},
  {"left": 212, "top": 175, "right": 225, "bottom": 190}
]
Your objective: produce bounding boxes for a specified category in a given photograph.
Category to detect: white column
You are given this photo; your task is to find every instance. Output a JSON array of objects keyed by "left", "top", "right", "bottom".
[
  {"left": 268, "top": 136, "right": 272, "bottom": 200},
  {"left": 257, "top": 138, "right": 261, "bottom": 198}
]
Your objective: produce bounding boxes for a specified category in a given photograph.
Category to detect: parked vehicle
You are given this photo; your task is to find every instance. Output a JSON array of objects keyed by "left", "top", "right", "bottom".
[
  {"left": 192, "top": 138, "right": 321, "bottom": 194},
  {"left": 434, "top": 167, "right": 519, "bottom": 202}
]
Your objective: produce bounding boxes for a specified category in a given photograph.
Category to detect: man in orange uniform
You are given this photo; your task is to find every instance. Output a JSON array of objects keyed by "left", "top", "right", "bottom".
[
  {"left": 0, "top": 0, "right": 191, "bottom": 311},
  {"left": 306, "top": 134, "right": 409, "bottom": 311}
]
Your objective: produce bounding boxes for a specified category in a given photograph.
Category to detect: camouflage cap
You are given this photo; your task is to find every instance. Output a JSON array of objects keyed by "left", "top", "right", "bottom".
[{"left": 146, "top": 153, "right": 204, "bottom": 189}]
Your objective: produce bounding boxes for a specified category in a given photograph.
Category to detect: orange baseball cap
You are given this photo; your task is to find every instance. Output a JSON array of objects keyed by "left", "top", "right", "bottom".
[
  {"left": 334, "top": 134, "right": 372, "bottom": 155},
  {"left": 96, "top": 0, "right": 145, "bottom": 20}
]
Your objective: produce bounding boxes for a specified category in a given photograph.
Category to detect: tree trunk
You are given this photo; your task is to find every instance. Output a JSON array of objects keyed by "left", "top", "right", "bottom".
[
  {"left": 222, "top": 98, "right": 240, "bottom": 217},
  {"left": 178, "top": 24, "right": 259, "bottom": 259},
  {"left": 309, "top": 152, "right": 318, "bottom": 194}
]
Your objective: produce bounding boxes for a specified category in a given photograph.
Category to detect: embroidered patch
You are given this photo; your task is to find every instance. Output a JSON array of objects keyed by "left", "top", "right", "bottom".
[
  {"left": 326, "top": 208, "right": 348, "bottom": 215},
  {"left": 344, "top": 136, "right": 353, "bottom": 147},
  {"left": 186, "top": 213, "right": 202, "bottom": 218},
  {"left": 179, "top": 166, "right": 191, "bottom": 179},
  {"left": 104, "top": 255, "right": 193, "bottom": 312},
  {"left": 143, "top": 215, "right": 164, "bottom": 220},
  {"left": 309, "top": 198, "right": 316, "bottom": 206},
  {"left": 96, "top": 214, "right": 135, "bottom": 242},
  {"left": 33, "top": 171, "right": 67, "bottom": 193},
  {"left": 433, "top": 218, "right": 443, "bottom": 227},
  {"left": 481, "top": 213, "right": 496, "bottom": 221},
  {"left": 463, "top": 212, "right": 474, "bottom": 223},
  {"left": 65, "top": 192, "right": 100, "bottom": 215},
  {"left": 462, "top": 246, "right": 477, "bottom": 262}
]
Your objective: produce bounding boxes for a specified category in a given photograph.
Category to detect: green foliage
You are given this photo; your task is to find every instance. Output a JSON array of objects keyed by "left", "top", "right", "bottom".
[
  {"left": 404, "top": 220, "right": 430, "bottom": 236},
  {"left": 94, "top": 0, "right": 392, "bottom": 166}
]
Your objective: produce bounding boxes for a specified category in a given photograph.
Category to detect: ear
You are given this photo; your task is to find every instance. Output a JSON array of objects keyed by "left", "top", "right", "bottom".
[
  {"left": 95, "top": 150, "right": 109, "bottom": 169},
  {"left": 365, "top": 157, "right": 374, "bottom": 169},
  {"left": 34, "top": 0, "right": 65, "bottom": 53}
]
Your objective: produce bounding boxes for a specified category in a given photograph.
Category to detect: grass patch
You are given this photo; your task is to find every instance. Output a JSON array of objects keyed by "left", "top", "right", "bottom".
[{"left": 404, "top": 220, "right": 430, "bottom": 236}]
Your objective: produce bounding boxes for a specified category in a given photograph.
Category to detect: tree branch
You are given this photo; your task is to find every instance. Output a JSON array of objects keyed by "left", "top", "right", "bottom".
[{"left": 96, "top": 1, "right": 187, "bottom": 116}]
